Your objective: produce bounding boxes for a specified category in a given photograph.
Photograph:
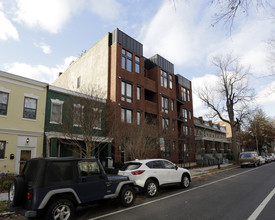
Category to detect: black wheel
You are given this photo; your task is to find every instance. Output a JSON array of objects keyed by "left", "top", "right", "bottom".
[
  {"left": 45, "top": 199, "right": 75, "bottom": 220},
  {"left": 9, "top": 176, "right": 25, "bottom": 206},
  {"left": 144, "top": 179, "right": 158, "bottom": 197},
  {"left": 119, "top": 186, "right": 135, "bottom": 207},
  {"left": 254, "top": 162, "right": 257, "bottom": 167},
  {"left": 181, "top": 174, "right": 190, "bottom": 188}
]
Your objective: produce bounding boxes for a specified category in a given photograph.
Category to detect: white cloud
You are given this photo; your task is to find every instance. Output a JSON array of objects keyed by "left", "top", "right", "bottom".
[
  {"left": 14, "top": 0, "right": 84, "bottom": 34},
  {"left": 4, "top": 56, "right": 77, "bottom": 83},
  {"left": 88, "top": 0, "right": 123, "bottom": 20},
  {"left": 255, "top": 81, "right": 275, "bottom": 105},
  {"left": 0, "top": 10, "right": 19, "bottom": 41},
  {"left": 34, "top": 42, "right": 52, "bottom": 54}
]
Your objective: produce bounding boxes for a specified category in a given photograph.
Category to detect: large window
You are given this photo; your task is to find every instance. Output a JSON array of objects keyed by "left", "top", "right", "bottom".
[
  {"left": 0, "top": 141, "right": 6, "bottom": 159},
  {"left": 73, "top": 104, "right": 84, "bottom": 127},
  {"left": 23, "top": 97, "right": 37, "bottom": 120},
  {"left": 93, "top": 108, "right": 102, "bottom": 129},
  {"left": 161, "top": 96, "right": 169, "bottom": 113},
  {"left": 181, "top": 87, "right": 187, "bottom": 101},
  {"left": 169, "top": 75, "right": 173, "bottom": 89},
  {"left": 122, "top": 49, "right": 132, "bottom": 72},
  {"left": 121, "top": 81, "right": 132, "bottom": 103},
  {"left": 137, "top": 111, "right": 141, "bottom": 125},
  {"left": 182, "top": 109, "right": 188, "bottom": 122},
  {"left": 162, "top": 117, "right": 169, "bottom": 130},
  {"left": 161, "top": 70, "right": 168, "bottom": 88},
  {"left": 171, "top": 99, "right": 174, "bottom": 111},
  {"left": 0, "top": 92, "right": 9, "bottom": 116},
  {"left": 121, "top": 108, "right": 132, "bottom": 124},
  {"left": 135, "top": 56, "right": 140, "bottom": 74},
  {"left": 50, "top": 99, "right": 64, "bottom": 124},
  {"left": 183, "top": 125, "right": 189, "bottom": 135},
  {"left": 187, "top": 89, "right": 190, "bottom": 102},
  {"left": 137, "top": 86, "right": 141, "bottom": 100}
]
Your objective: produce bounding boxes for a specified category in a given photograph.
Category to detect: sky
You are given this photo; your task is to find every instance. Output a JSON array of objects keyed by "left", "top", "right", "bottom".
[{"left": 1, "top": 0, "right": 275, "bottom": 119}]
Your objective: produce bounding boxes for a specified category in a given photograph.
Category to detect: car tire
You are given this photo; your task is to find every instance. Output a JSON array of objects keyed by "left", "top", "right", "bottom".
[
  {"left": 181, "top": 174, "right": 190, "bottom": 188},
  {"left": 9, "top": 176, "right": 25, "bottom": 206},
  {"left": 144, "top": 179, "right": 158, "bottom": 197},
  {"left": 45, "top": 199, "right": 75, "bottom": 220},
  {"left": 119, "top": 185, "right": 135, "bottom": 207},
  {"left": 254, "top": 162, "right": 257, "bottom": 167}
]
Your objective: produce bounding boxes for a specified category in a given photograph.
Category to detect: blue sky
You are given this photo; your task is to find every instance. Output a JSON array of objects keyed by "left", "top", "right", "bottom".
[{"left": 1, "top": 0, "right": 275, "bottom": 118}]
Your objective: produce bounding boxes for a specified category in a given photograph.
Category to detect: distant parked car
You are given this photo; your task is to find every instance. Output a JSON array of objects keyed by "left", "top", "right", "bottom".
[
  {"left": 267, "top": 153, "right": 275, "bottom": 161},
  {"left": 266, "top": 154, "right": 272, "bottom": 163},
  {"left": 239, "top": 151, "right": 260, "bottom": 168},
  {"left": 118, "top": 159, "right": 191, "bottom": 197},
  {"left": 259, "top": 156, "right": 266, "bottom": 165}
]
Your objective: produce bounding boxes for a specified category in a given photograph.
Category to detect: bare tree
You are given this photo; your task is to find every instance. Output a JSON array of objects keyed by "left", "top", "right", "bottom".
[
  {"left": 59, "top": 87, "right": 108, "bottom": 158},
  {"left": 198, "top": 53, "right": 255, "bottom": 160},
  {"left": 211, "top": 0, "right": 275, "bottom": 30}
]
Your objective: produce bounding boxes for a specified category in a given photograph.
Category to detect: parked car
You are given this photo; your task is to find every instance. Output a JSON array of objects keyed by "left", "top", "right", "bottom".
[
  {"left": 9, "top": 158, "right": 137, "bottom": 219},
  {"left": 118, "top": 159, "right": 191, "bottom": 197},
  {"left": 267, "top": 153, "right": 275, "bottom": 161},
  {"left": 239, "top": 151, "right": 260, "bottom": 167},
  {"left": 259, "top": 156, "right": 266, "bottom": 165},
  {"left": 266, "top": 154, "right": 272, "bottom": 163}
]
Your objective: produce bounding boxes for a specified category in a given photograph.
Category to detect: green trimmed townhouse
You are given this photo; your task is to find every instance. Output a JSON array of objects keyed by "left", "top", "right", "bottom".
[{"left": 44, "top": 85, "right": 113, "bottom": 167}]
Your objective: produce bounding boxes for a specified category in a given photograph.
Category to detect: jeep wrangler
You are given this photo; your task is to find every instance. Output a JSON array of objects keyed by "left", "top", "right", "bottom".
[{"left": 9, "top": 157, "right": 137, "bottom": 219}]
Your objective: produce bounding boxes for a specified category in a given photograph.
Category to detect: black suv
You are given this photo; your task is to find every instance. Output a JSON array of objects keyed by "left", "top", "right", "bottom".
[{"left": 9, "top": 157, "right": 136, "bottom": 219}]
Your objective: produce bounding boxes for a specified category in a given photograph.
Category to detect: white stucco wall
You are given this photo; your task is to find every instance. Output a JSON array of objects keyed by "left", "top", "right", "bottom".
[{"left": 53, "top": 33, "right": 109, "bottom": 98}]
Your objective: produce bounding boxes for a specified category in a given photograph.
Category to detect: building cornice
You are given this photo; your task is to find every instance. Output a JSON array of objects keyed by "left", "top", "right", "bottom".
[{"left": 0, "top": 128, "right": 43, "bottom": 136}]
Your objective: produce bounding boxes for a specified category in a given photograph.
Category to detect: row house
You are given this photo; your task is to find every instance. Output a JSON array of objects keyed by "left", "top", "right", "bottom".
[
  {"left": 0, "top": 70, "right": 47, "bottom": 174},
  {"left": 194, "top": 117, "right": 231, "bottom": 165},
  {"left": 44, "top": 85, "right": 112, "bottom": 167},
  {"left": 53, "top": 28, "right": 195, "bottom": 164}
]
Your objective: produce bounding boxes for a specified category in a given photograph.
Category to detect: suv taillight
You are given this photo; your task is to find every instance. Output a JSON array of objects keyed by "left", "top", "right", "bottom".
[
  {"left": 27, "top": 192, "right": 33, "bottom": 200},
  {"left": 131, "top": 170, "right": 145, "bottom": 175}
]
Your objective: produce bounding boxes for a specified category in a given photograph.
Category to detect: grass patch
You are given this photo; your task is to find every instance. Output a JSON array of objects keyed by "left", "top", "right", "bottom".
[{"left": 0, "top": 201, "right": 9, "bottom": 213}]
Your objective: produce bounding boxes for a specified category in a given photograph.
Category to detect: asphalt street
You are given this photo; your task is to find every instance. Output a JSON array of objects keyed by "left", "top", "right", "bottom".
[{"left": 75, "top": 162, "right": 275, "bottom": 220}]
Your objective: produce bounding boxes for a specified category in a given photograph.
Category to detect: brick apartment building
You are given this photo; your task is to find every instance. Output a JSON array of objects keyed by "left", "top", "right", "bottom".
[{"left": 53, "top": 28, "right": 195, "bottom": 164}]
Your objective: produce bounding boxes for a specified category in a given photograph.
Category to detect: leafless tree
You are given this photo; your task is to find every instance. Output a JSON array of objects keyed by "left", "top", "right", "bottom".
[
  {"left": 59, "top": 87, "right": 108, "bottom": 158},
  {"left": 211, "top": 0, "right": 275, "bottom": 30},
  {"left": 197, "top": 53, "right": 255, "bottom": 160}
]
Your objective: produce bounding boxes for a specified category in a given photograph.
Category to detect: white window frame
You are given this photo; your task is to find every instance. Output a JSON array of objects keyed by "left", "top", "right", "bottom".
[{"left": 50, "top": 99, "right": 64, "bottom": 124}]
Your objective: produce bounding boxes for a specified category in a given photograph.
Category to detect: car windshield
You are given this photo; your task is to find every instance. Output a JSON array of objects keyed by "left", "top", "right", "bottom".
[
  {"left": 120, "top": 162, "right": 142, "bottom": 171},
  {"left": 240, "top": 153, "right": 252, "bottom": 159}
]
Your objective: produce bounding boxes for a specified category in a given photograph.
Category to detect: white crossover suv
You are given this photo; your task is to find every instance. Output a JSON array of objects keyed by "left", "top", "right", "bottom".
[{"left": 118, "top": 159, "right": 191, "bottom": 197}]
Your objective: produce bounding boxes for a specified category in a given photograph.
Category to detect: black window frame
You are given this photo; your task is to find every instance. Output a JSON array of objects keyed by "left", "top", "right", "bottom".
[
  {"left": 121, "top": 81, "right": 133, "bottom": 103},
  {"left": 122, "top": 49, "right": 133, "bottom": 72},
  {"left": 135, "top": 56, "right": 140, "bottom": 74},
  {"left": 121, "top": 107, "right": 133, "bottom": 124},
  {"left": 161, "top": 70, "right": 168, "bottom": 88},
  {"left": 161, "top": 96, "right": 169, "bottom": 113}
]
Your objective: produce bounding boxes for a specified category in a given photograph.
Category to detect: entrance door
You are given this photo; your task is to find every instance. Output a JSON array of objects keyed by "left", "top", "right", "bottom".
[{"left": 19, "top": 150, "right": 32, "bottom": 173}]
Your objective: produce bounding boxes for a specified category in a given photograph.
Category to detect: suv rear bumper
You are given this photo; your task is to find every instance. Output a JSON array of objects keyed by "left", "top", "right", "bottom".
[{"left": 10, "top": 205, "right": 37, "bottom": 218}]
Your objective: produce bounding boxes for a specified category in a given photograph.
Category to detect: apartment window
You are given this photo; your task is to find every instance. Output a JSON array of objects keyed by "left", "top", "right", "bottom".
[
  {"left": 135, "top": 56, "right": 140, "bottom": 74},
  {"left": 162, "top": 141, "right": 170, "bottom": 157},
  {"left": 161, "top": 70, "right": 168, "bottom": 88},
  {"left": 190, "top": 127, "right": 193, "bottom": 136},
  {"left": 0, "top": 92, "right": 9, "bottom": 116},
  {"left": 73, "top": 104, "right": 84, "bottom": 127},
  {"left": 137, "top": 111, "right": 141, "bottom": 125},
  {"left": 23, "top": 97, "right": 37, "bottom": 120},
  {"left": 50, "top": 99, "right": 64, "bottom": 124},
  {"left": 169, "top": 75, "right": 173, "bottom": 89},
  {"left": 187, "top": 89, "right": 190, "bottom": 102},
  {"left": 172, "top": 120, "right": 175, "bottom": 131},
  {"left": 93, "top": 108, "right": 102, "bottom": 129},
  {"left": 189, "top": 111, "right": 192, "bottom": 120},
  {"left": 121, "top": 108, "right": 132, "bottom": 124},
  {"left": 0, "top": 141, "right": 6, "bottom": 159},
  {"left": 161, "top": 96, "right": 169, "bottom": 113},
  {"left": 182, "top": 87, "right": 187, "bottom": 101},
  {"left": 121, "top": 81, "right": 132, "bottom": 103},
  {"left": 162, "top": 117, "right": 169, "bottom": 130},
  {"left": 122, "top": 49, "right": 132, "bottom": 72},
  {"left": 183, "top": 125, "right": 189, "bottom": 135},
  {"left": 182, "top": 109, "right": 188, "bottom": 122},
  {"left": 171, "top": 99, "right": 174, "bottom": 111},
  {"left": 137, "top": 86, "right": 141, "bottom": 100},
  {"left": 77, "top": 76, "right": 81, "bottom": 88}
]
